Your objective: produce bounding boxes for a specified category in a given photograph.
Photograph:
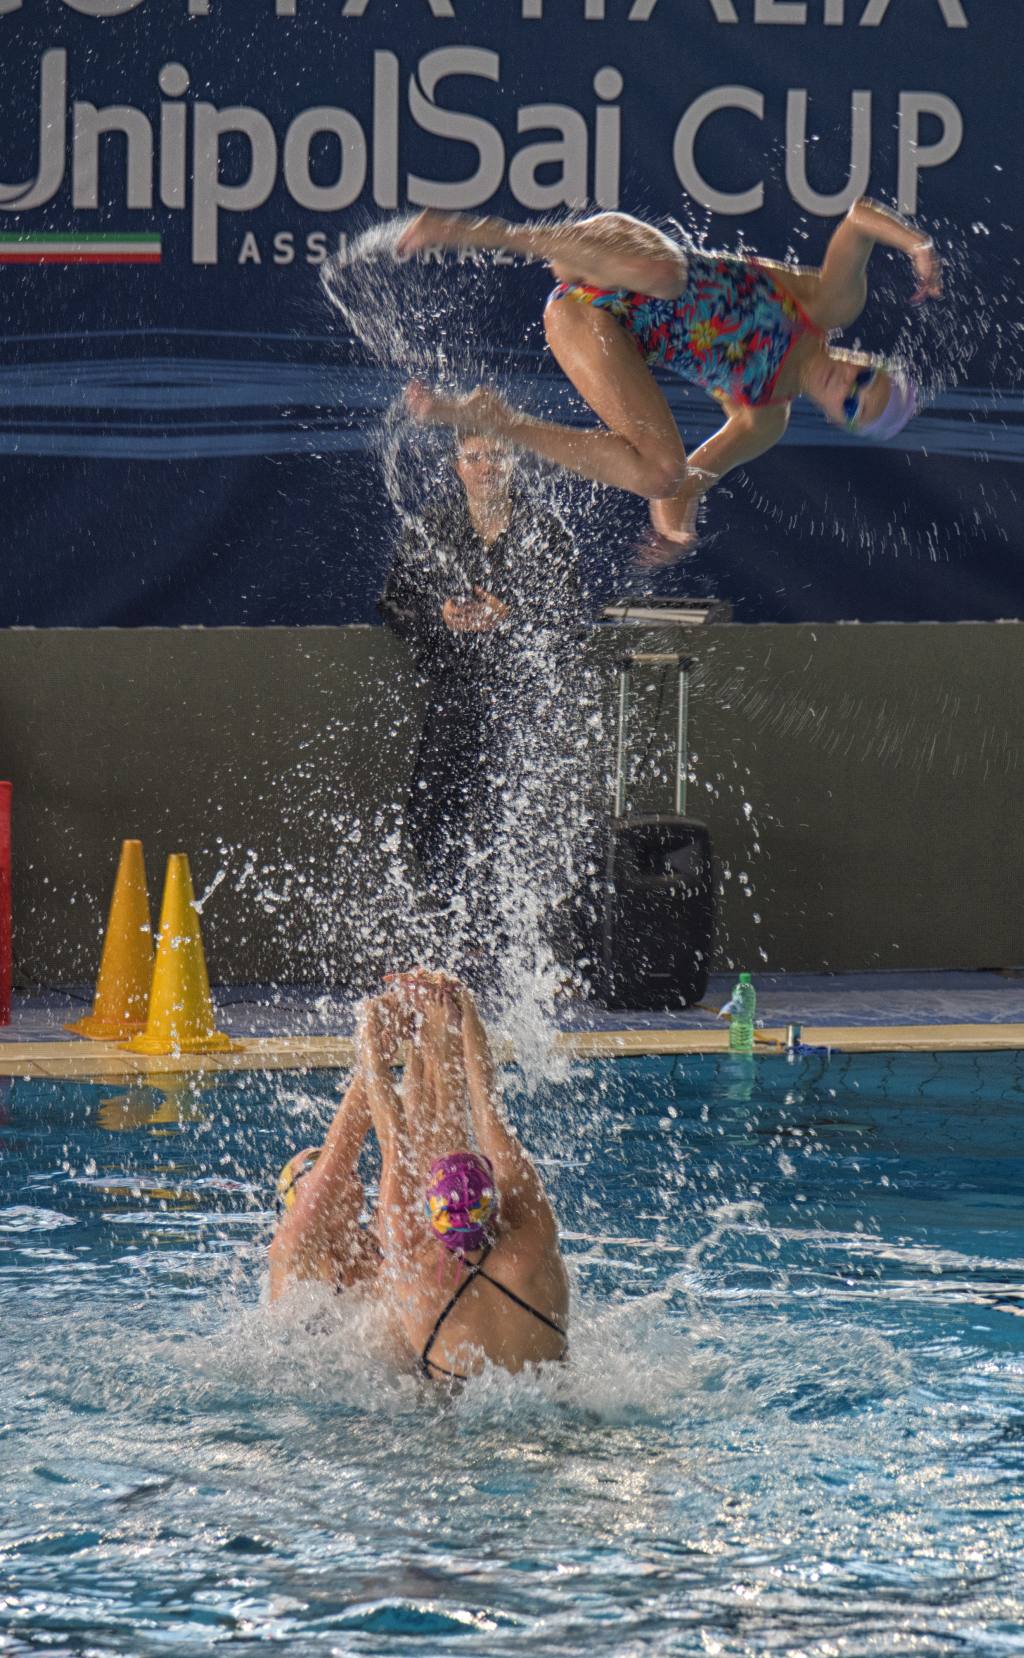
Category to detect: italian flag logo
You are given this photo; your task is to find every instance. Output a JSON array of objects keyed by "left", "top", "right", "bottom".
[{"left": 0, "top": 233, "right": 162, "bottom": 265}]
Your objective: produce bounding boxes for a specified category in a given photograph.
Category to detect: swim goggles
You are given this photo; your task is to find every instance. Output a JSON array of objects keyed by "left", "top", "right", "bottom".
[{"left": 843, "top": 366, "right": 878, "bottom": 428}]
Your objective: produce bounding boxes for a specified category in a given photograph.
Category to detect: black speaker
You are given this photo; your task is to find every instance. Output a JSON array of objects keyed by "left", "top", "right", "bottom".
[{"left": 591, "top": 814, "right": 714, "bottom": 1009}]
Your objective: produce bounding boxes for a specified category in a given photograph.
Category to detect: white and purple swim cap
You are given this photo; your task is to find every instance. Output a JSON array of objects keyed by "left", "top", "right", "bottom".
[{"left": 855, "top": 370, "right": 918, "bottom": 441}]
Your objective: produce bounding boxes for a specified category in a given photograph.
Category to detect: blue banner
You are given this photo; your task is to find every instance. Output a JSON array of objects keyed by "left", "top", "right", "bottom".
[{"left": 0, "top": 0, "right": 1020, "bottom": 622}]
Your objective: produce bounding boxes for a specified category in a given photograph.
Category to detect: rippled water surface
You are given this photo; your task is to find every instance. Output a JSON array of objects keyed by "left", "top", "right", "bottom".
[{"left": 2, "top": 1050, "right": 1023, "bottom": 1656}]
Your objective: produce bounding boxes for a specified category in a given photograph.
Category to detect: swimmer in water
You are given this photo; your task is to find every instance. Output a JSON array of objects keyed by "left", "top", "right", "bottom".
[
  {"left": 394, "top": 198, "right": 941, "bottom": 562},
  {"left": 268, "top": 971, "right": 569, "bottom": 1383}
]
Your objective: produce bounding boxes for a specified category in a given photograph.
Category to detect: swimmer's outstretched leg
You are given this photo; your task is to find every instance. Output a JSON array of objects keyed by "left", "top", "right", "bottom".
[
  {"left": 396, "top": 208, "right": 685, "bottom": 298},
  {"left": 405, "top": 282, "right": 689, "bottom": 506}
]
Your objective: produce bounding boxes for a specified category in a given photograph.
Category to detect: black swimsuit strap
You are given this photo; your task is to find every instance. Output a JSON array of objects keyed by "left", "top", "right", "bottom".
[
  {"left": 420, "top": 1245, "right": 568, "bottom": 1381},
  {"left": 476, "top": 1271, "right": 567, "bottom": 1340},
  {"left": 420, "top": 1244, "right": 492, "bottom": 1379}
]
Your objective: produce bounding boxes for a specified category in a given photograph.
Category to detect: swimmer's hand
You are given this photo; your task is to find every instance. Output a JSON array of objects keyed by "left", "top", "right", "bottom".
[
  {"left": 385, "top": 968, "right": 461, "bottom": 1014},
  {"left": 356, "top": 995, "right": 406, "bottom": 1068},
  {"left": 910, "top": 238, "right": 941, "bottom": 304},
  {"left": 385, "top": 967, "right": 457, "bottom": 996},
  {"left": 442, "top": 587, "right": 509, "bottom": 633}
]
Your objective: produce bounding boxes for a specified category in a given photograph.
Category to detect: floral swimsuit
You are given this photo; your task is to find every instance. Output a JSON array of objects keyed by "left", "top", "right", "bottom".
[{"left": 549, "top": 248, "right": 819, "bottom": 409}]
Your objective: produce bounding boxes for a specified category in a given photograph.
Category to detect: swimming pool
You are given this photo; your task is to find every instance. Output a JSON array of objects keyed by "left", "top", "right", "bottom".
[{"left": 2, "top": 1050, "right": 1022, "bottom": 1655}]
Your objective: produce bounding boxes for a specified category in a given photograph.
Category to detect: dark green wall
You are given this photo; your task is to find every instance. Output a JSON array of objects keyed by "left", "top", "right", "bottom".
[
  {"left": 679, "top": 624, "right": 1023, "bottom": 972},
  {"left": 3, "top": 623, "right": 1020, "bottom": 985}
]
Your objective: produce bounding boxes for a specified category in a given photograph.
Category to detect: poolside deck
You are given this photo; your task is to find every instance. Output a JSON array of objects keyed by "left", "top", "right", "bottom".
[{"left": 1, "top": 971, "right": 1022, "bottom": 1078}]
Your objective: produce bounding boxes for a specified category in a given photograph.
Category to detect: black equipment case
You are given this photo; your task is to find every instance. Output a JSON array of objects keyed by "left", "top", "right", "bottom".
[{"left": 588, "top": 653, "right": 714, "bottom": 1009}]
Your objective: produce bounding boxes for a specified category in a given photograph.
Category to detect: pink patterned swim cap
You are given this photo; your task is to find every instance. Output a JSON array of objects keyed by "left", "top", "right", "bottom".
[{"left": 425, "top": 1152, "right": 498, "bottom": 1253}]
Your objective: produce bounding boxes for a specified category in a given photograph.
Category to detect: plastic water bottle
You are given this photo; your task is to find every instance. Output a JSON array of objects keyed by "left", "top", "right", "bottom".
[{"left": 723, "top": 972, "right": 756, "bottom": 1053}]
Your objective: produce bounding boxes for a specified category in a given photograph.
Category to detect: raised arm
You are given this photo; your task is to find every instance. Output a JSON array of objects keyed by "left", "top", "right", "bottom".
[
  {"left": 807, "top": 197, "right": 940, "bottom": 332},
  {"left": 843, "top": 197, "right": 940, "bottom": 300},
  {"left": 645, "top": 401, "right": 790, "bottom": 556},
  {"left": 378, "top": 514, "right": 455, "bottom": 673},
  {"left": 458, "top": 988, "right": 560, "bottom": 1245},
  {"left": 690, "top": 400, "right": 791, "bottom": 478},
  {"left": 267, "top": 1068, "right": 372, "bottom": 1299},
  {"left": 356, "top": 998, "right": 407, "bottom": 1170}
]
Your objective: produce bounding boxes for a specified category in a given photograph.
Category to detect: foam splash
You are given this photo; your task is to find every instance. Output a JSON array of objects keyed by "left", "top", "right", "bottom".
[{"left": 0, "top": 1205, "right": 78, "bottom": 1232}]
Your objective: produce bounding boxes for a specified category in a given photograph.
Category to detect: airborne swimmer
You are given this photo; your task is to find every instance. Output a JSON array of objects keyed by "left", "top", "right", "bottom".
[{"left": 394, "top": 198, "right": 940, "bottom": 559}]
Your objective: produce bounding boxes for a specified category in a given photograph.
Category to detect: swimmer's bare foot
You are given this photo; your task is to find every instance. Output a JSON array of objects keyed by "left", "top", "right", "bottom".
[
  {"left": 384, "top": 966, "right": 429, "bottom": 982},
  {"left": 405, "top": 379, "right": 513, "bottom": 438},
  {"left": 395, "top": 209, "right": 476, "bottom": 260},
  {"left": 637, "top": 496, "right": 699, "bottom": 567}
]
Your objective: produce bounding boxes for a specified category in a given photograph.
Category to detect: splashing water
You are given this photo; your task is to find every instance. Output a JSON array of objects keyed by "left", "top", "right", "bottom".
[{"left": 319, "top": 222, "right": 605, "bottom": 1058}]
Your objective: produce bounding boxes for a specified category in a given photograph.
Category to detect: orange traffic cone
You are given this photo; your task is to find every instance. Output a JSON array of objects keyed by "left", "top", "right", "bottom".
[
  {"left": 123, "top": 853, "right": 237, "bottom": 1056},
  {"left": 66, "top": 839, "right": 154, "bottom": 1039}
]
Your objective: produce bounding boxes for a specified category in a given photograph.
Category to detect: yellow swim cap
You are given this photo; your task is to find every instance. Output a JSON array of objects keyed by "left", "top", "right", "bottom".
[{"left": 275, "top": 1146, "right": 322, "bottom": 1213}]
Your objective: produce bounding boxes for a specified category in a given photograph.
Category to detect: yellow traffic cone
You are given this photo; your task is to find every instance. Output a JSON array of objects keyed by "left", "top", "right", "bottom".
[
  {"left": 66, "top": 839, "right": 154, "bottom": 1039},
  {"left": 123, "top": 854, "right": 237, "bottom": 1056}
]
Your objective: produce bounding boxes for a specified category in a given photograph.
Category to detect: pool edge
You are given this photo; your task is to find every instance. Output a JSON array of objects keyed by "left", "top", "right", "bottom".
[{"left": 2, "top": 1022, "right": 1023, "bottom": 1078}]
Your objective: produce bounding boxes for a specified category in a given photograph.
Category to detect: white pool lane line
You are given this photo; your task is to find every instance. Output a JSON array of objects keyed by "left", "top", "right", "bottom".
[{"left": 1, "top": 1023, "right": 1022, "bottom": 1079}]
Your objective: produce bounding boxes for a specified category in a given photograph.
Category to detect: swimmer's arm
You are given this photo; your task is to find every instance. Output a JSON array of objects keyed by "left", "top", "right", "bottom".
[
  {"left": 356, "top": 1001, "right": 413, "bottom": 1185},
  {"left": 379, "top": 521, "right": 447, "bottom": 659},
  {"left": 459, "top": 990, "right": 561, "bottom": 1245},
  {"left": 643, "top": 404, "right": 789, "bottom": 553},
  {"left": 825, "top": 198, "right": 940, "bottom": 302},
  {"left": 683, "top": 401, "right": 791, "bottom": 497},
  {"left": 846, "top": 198, "right": 934, "bottom": 262},
  {"left": 267, "top": 1071, "right": 371, "bottom": 1299}
]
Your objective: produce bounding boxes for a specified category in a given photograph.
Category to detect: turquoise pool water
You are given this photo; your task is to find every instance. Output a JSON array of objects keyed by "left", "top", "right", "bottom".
[{"left": 1, "top": 1050, "right": 1022, "bottom": 1655}]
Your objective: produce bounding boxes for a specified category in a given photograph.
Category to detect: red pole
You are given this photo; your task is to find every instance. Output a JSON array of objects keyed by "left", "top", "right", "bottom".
[{"left": 0, "top": 783, "right": 10, "bottom": 1025}]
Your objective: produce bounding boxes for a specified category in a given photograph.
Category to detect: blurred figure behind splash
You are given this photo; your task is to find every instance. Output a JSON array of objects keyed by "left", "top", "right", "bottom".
[{"left": 379, "top": 437, "right": 591, "bottom": 993}]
